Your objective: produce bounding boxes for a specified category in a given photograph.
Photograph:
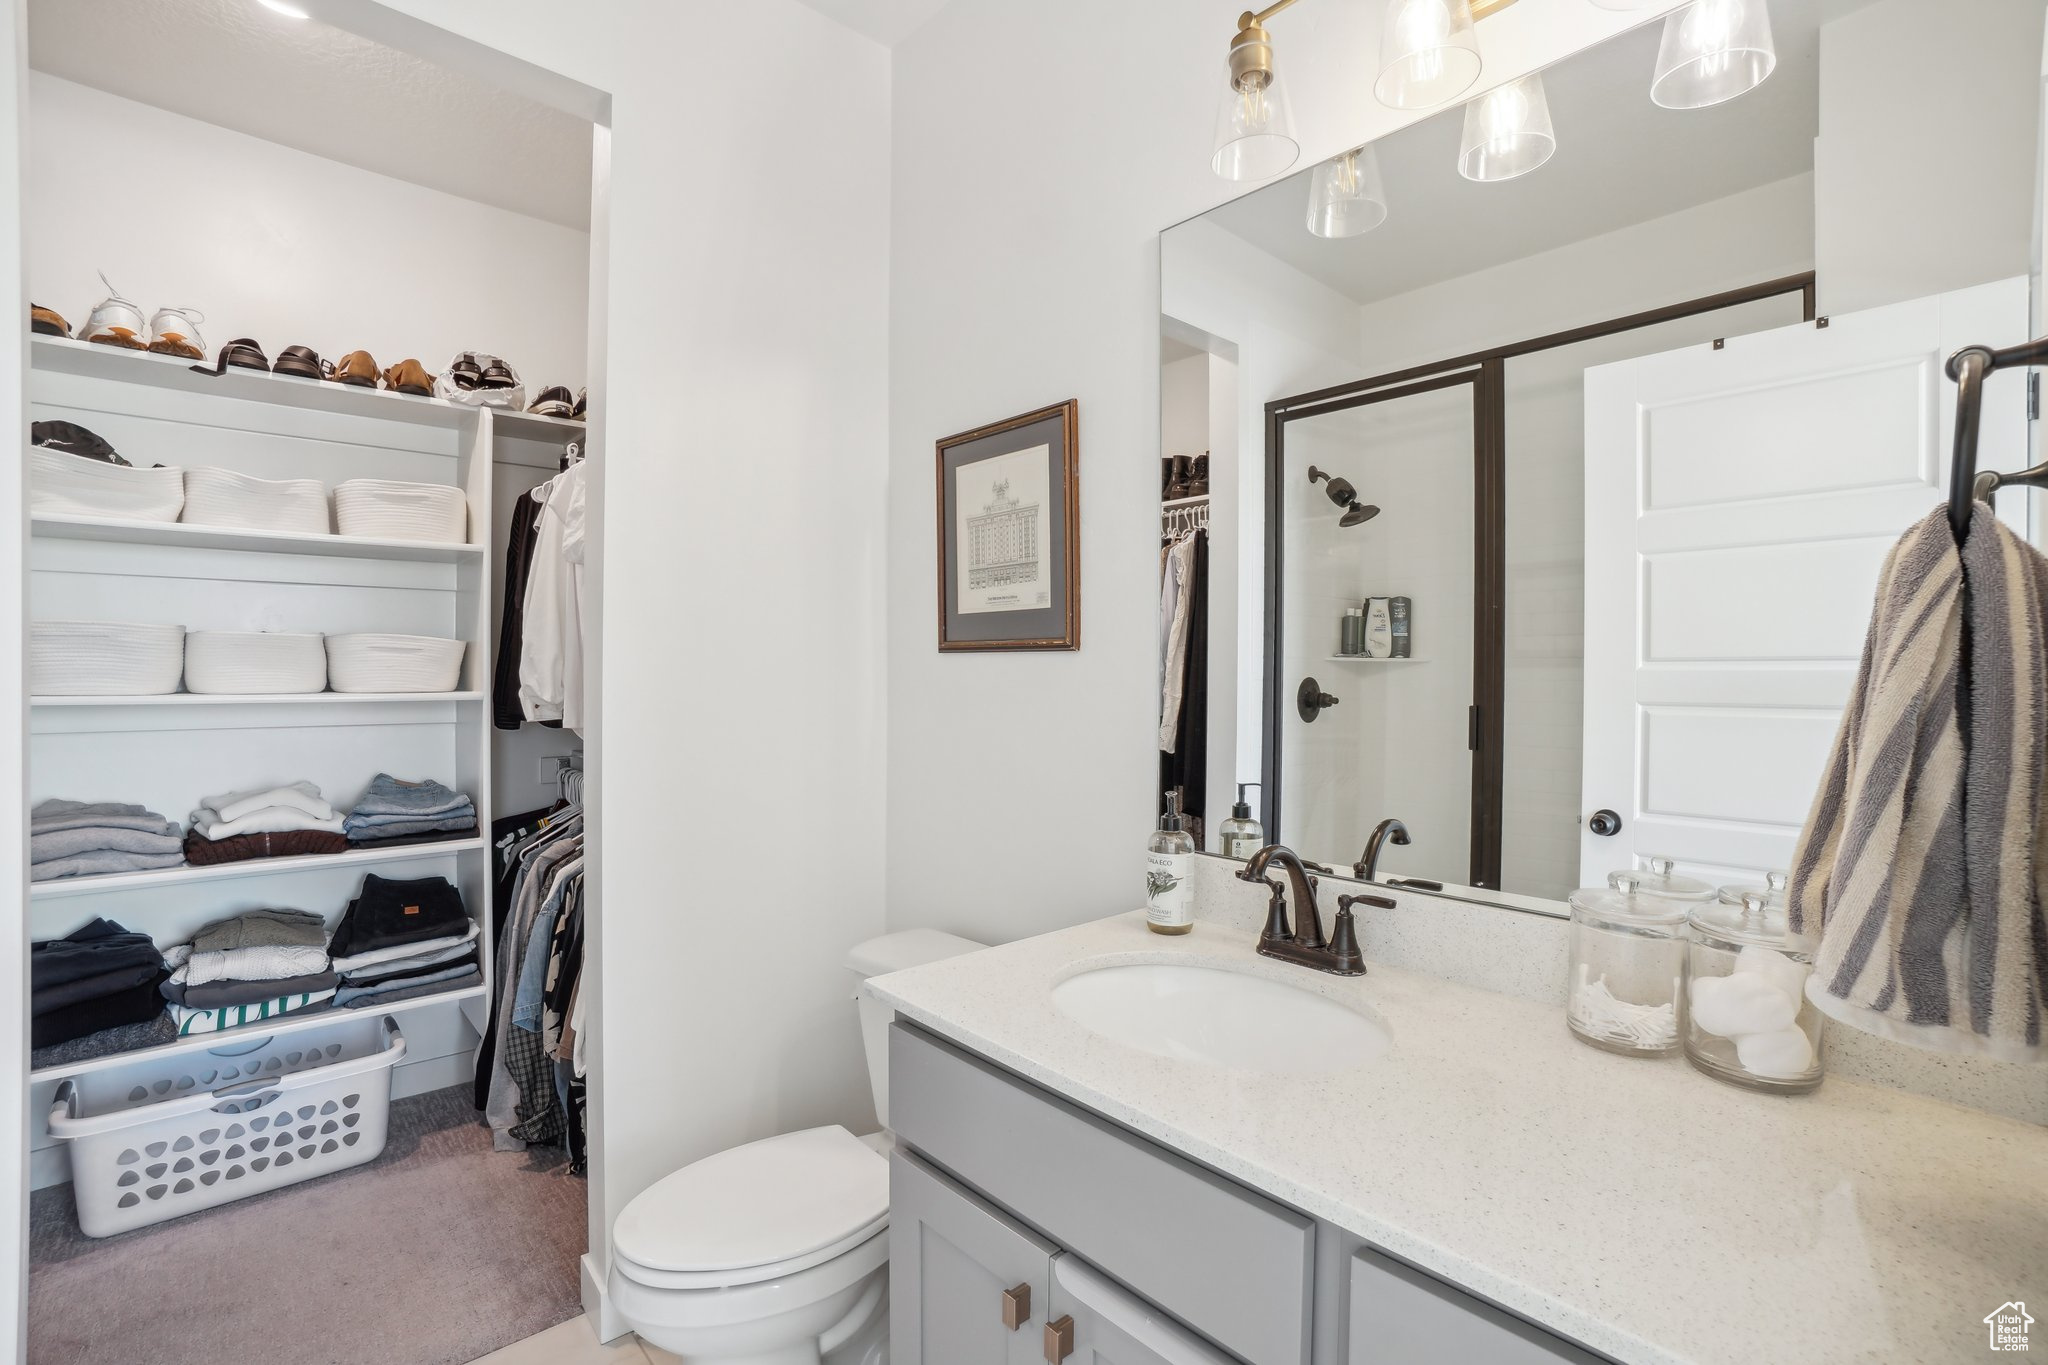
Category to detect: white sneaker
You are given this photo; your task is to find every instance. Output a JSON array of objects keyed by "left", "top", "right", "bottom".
[
  {"left": 80, "top": 271, "right": 147, "bottom": 350},
  {"left": 146, "top": 305, "right": 206, "bottom": 360}
]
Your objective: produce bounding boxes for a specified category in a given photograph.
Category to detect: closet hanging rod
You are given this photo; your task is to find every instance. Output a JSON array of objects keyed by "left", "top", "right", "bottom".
[{"left": 1946, "top": 334, "right": 2048, "bottom": 538}]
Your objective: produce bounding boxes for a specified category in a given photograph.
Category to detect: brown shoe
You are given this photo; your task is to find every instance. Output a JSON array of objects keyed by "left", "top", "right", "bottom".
[
  {"left": 329, "top": 350, "right": 380, "bottom": 388},
  {"left": 382, "top": 358, "right": 432, "bottom": 395},
  {"left": 30, "top": 304, "right": 70, "bottom": 338}
]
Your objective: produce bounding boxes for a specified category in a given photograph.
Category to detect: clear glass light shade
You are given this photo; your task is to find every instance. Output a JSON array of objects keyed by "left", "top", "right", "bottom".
[
  {"left": 1458, "top": 74, "right": 1555, "bottom": 182},
  {"left": 1375, "top": 0, "right": 1483, "bottom": 110},
  {"left": 1306, "top": 146, "right": 1389, "bottom": 238},
  {"left": 1212, "top": 49, "right": 1300, "bottom": 181},
  {"left": 1651, "top": 0, "right": 1776, "bottom": 109}
]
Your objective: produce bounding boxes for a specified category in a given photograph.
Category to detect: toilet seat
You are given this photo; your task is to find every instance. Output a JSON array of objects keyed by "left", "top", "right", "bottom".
[{"left": 612, "top": 1125, "right": 889, "bottom": 1290}]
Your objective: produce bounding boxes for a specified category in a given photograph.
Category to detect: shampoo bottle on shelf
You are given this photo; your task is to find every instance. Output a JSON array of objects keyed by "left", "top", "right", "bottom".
[
  {"left": 1147, "top": 792, "right": 1195, "bottom": 935},
  {"left": 1364, "top": 598, "right": 1393, "bottom": 658},
  {"left": 1217, "top": 783, "right": 1265, "bottom": 859}
]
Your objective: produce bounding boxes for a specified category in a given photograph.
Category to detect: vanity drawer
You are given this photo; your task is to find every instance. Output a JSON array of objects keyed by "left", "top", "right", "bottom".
[
  {"left": 1347, "top": 1247, "right": 1606, "bottom": 1364},
  {"left": 890, "top": 1022, "right": 1313, "bottom": 1365}
]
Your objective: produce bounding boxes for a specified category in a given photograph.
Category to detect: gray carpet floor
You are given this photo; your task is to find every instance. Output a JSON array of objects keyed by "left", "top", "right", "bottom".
[{"left": 28, "top": 1084, "right": 587, "bottom": 1365}]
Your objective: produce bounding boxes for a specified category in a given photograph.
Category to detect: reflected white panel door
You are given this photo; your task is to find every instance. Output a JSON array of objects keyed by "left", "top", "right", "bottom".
[{"left": 1580, "top": 277, "right": 2030, "bottom": 887}]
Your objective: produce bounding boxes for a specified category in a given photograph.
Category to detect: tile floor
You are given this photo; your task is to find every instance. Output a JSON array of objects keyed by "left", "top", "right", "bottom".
[{"left": 469, "top": 1315, "right": 678, "bottom": 1365}]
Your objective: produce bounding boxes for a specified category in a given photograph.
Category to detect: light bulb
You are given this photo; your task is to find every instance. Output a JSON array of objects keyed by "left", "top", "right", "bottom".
[
  {"left": 1306, "top": 145, "right": 1389, "bottom": 238},
  {"left": 1459, "top": 73, "right": 1555, "bottom": 182},
  {"left": 1375, "top": 0, "right": 1482, "bottom": 110},
  {"left": 1651, "top": 0, "right": 1775, "bottom": 109},
  {"left": 1212, "top": 25, "right": 1299, "bottom": 180}
]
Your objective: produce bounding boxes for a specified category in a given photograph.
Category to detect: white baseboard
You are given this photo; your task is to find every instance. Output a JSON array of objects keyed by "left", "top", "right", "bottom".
[
  {"left": 582, "top": 1251, "right": 628, "bottom": 1342},
  {"left": 27, "top": 1144, "right": 66, "bottom": 1193}
]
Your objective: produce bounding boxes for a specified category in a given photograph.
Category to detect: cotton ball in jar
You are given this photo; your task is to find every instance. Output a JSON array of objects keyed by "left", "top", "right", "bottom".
[
  {"left": 1732, "top": 944, "right": 1809, "bottom": 1004},
  {"left": 1735, "top": 1026, "right": 1815, "bottom": 1079},
  {"left": 1689, "top": 971, "right": 1798, "bottom": 1038}
]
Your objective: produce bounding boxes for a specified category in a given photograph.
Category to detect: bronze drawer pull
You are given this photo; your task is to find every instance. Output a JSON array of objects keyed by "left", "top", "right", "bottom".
[
  {"left": 1003, "top": 1282, "right": 1031, "bottom": 1331},
  {"left": 1044, "top": 1314, "right": 1075, "bottom": 1362}
]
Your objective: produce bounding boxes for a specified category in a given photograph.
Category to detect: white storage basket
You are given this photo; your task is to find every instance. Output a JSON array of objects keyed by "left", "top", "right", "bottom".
[
  {"left": 30, "top": 449, "right": 184, "bottom": 523},
  {"left": 49, "top": 1015, "right": 406, "bottom": 1237},
  {"left": 182, "top": 467, "right": 330, "bottom": 536},
  {"left": 184, "top": 631, "right": 327, "bottom": 695},
  {"left": 324, "top": 633, "right": 466, "bottom": 693},
  {"left": 333, "top": 479, "right": 468, "bottom": 544},
  {"left": 31, "top": 620, "right": 185, "bottom": 695}
]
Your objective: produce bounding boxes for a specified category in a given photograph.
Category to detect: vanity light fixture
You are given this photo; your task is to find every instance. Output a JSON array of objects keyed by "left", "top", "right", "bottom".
[
  {"left": 1212, "top": 5, "right": 1303, "bottom": 181},
  {"left": 1306, "top": 145, "right": 1389, "bottom": 238},
  {"left": 1650, "top": 0, "right": 1776, "bottom": 109},
  {"left": 257, "top": 0, "right": 311, "bottom": 16},
  {"left": 1457, "top": 72, "right": 1555, "bottom": 182},
  {"left": 1374, "top": 0, "right": 1484, "bottom": 110}
]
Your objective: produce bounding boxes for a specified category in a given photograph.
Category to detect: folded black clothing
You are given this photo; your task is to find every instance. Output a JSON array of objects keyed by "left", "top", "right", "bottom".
[
  {"left": 326, "top": 874, "right": 469, "bottom": 959},
  {"left": 33, "top": 959, "right": 165, "bottom": 1016},
  {"left": 162, "top": 970, "right": 341, "bottom": 1011},
  {"left": 340, "top": 965, "right": 482, "bottom": 1010},
  {"left": 32, "top": 918, "right": 162, "bottom": 990},
  {"left": 345, "top": 823, "right": 479, "bottom": 851},
  {"left": 31, "top": 970, "right": 167, "bottom": 1049}
]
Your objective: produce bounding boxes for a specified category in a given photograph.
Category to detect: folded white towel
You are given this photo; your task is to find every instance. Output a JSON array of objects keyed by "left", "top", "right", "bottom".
[
  {"left": 202, "top": 781, "right": 335, "bottom": 825},
  {"left": 327, "top": 921, "right": 479, "bottom": 975},
  {"left": 189, "top": 804, "right": 347, "bottom": 841}
]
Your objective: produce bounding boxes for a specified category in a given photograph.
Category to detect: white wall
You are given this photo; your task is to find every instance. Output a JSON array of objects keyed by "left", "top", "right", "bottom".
[
  {"left": 1159, "top": 353, "right": 1206, "bottom": 461},
  {"left": 887, "top": 0, "right": 1689, "bottom": 948},
  {"left": 1814, "top": 0, "right": 2043, "bottom": 316},
  {"left": 0, "top": 1, "right": 26, "bottom": 1351},
  {"left": 343, "top": 0, "right": 894, "bottom": 1336},
  {"left": 25, "top": 74, "right": 589, "bottom": 392}
]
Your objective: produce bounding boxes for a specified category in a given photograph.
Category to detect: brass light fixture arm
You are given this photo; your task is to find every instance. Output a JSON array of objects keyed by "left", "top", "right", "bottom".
[{"left": 1241, "top": 0, "right": 1304, "bottom": 29}]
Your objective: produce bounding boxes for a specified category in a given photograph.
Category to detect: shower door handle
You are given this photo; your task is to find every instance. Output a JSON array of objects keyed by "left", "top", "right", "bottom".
[{"left": 1297, "top": 677, "right": 1340, "bottom": 722}]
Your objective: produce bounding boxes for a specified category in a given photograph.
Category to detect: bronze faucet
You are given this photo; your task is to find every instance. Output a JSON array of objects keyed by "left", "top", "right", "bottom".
[
  {"left": 1353, "top": 817, "right": 1411, "bottom": 882},
  {"left": 1237, "top": 844, "right": 1390, "bottom": 976}
]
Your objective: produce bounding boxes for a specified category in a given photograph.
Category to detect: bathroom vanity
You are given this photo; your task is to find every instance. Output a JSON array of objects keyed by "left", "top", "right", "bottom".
[{"left": 872, "top": 911, "right": 2048, "bottom": 1365}]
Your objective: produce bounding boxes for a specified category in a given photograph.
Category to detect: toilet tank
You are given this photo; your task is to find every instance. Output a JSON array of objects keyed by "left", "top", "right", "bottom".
[{"left": 848, "top": 929, "right": 985, "bottom": 1129}]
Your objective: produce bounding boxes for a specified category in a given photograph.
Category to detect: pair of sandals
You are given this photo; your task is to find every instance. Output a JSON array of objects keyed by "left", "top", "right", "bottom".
[
  {"left": 527, "top": 385, "right": 587, "bottom": 421},
  {"left": 189, "top": 341, "right": 434, "bottom": 396},
  {"left": 447, "top": 352, "right": 518, "bottom": 392}
]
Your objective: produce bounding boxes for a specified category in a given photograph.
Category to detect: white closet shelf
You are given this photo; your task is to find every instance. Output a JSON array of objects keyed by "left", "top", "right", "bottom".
[
  {"left": 29, "top": 983, "right": 487, "bottom": 1085},
  {"left": 30, "top": 513, "right": 484, "bottom": 563},
  {"left": 32, "top": 692, "right": 485, "bottom": 708},
  {"left": 32, "top": 334, "right": 488, "bottom": 431},
  {"left": 492, "top": 409, "right": 585, "bottom": 442},
  {"left": 1160, "top": 494, "right": 1210, "bottom": 508},
  {"left": 29, "top": 837, "right": 488, "bottom": 900}
]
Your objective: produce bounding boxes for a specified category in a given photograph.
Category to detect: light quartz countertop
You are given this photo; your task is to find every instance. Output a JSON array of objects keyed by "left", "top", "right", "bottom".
[{"left": 867, "top": 910, "right": 2048, "bottom": 1365}]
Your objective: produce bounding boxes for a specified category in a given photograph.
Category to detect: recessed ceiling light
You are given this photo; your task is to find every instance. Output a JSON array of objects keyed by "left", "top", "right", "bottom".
[{"left": 258, "top": 0, "right": 311, "bottom": 18}]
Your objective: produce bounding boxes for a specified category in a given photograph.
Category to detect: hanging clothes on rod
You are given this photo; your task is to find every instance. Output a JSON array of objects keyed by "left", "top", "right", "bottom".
[
  {"left": 1159, "top": 516, "right": 1209, "bottom": 845},
  {"left": 514, "top": 458, "right": 590, "bottom": 736}
]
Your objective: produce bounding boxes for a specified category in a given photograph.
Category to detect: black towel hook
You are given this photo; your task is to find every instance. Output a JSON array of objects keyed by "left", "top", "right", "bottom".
[{"left": 1946, "top": 335, "right": 2048, "bottom": 540}]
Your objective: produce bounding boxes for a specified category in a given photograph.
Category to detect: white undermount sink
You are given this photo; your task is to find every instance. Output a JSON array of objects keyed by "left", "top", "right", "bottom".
[{"left": 1051, "top": 961, "right": 1389, "bottom": 1074}]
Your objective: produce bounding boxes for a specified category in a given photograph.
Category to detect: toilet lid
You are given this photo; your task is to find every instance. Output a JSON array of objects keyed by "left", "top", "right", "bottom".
[{"left": 613, "top": 1125, "right": 889, "bottom": 1276}]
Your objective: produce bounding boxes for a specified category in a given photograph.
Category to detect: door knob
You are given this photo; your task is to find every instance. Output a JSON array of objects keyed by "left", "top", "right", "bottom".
[
  {"left": 1297, "top": 676, "right": 1340, "bottom": 722},
  {"left": 1002, "top": 1283, "right": 1031, "bottom": 1331},
  {"left": 1587, "top": 808, "right": 1623, "bottom": 837},
  {"left": 1044, "top": 1314, "right": 1075, "bottom": 1363}
]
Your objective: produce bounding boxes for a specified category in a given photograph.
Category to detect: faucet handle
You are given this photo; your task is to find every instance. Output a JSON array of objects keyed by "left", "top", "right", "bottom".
[
  {"left": 1326, "top": 902, "right": 1369, "bottom": 976},
  {"left": 1256, "top": 876, "right": 1291, "bottom": 944}
]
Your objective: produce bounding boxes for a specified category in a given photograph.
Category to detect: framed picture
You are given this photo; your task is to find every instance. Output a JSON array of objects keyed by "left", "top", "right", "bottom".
[{"left": 935, "top": 399, "right": 1080, "bottom": 651}]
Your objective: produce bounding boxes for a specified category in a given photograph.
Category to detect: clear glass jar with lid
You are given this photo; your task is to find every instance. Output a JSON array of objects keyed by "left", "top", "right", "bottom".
[
  {"left": 1684, "top": 877, "right": 1825, "bottom": 1094},
  {"left": 1566, "top": 870, "right": 1693, "bottom": 1057}
]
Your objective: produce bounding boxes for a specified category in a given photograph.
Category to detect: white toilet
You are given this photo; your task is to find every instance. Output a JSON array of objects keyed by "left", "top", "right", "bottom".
[{"left": 607, "top": 929, "right": 985, "bottom": 1365}]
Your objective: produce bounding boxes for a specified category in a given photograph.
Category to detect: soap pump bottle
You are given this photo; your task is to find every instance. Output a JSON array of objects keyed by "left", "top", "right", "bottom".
[
  {"left": 1218, "top": 783, "right": 1265, "bottom": 860},
  {"left": 1146, "top": 792, "right": 1195, "bottom": 935}
]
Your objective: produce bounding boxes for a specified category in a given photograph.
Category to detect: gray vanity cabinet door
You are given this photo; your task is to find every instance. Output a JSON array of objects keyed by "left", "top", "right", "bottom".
[
  {"left": 891, "top": 1149, "right": 1057, "bottom": 1365},
  {"left": 1347, "top": 1248, "right": 1607, "bottom": 1364},
  {"left": 1047, "top": 1253, "right": 1245, "bottom": 1365}
]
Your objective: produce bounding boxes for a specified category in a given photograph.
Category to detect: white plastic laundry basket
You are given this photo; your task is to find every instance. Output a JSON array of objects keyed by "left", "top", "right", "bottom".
[
  {"left": 49, "top": 1015, "right": 405, "bottom": 1237},
  {"left": 184, "top": 631, "right": 327, "bottom": 694},
  {"left": 30, "top": 449, "right": 184, "bottom": 522},
  {"left": 182, "top": 467, "right": 330, "bottom": 535},
  {"left": 31, "top": 620, "right": 186, "bottom": 695},
  {"left": 325, "top": 633, "right": 466, "bottom": 693},
  {"left": 333, "top": 479, "right": 468, "bottom": 544}
]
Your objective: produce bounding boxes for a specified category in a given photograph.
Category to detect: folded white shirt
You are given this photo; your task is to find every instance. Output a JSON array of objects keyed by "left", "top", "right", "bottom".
[
  {"left": 165, "top": 942, "right": 331, "bottom": 987},
  {"left": 200, "top": 781, "right": 336, "bottom": 826},
  {"left": 189, "top": 804, "right": 347, "bottom": 841},
  {"left": 327, "top": 921, "right": 480, "bottom": 974}
]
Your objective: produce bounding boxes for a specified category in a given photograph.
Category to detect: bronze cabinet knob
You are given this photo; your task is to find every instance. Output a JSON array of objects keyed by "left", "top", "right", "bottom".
[
  {"left": 1044, "top": 1314, "right": 1075, "bottom": 1363},
  {"left": 1002, "top": 1282, "right": 1032, "bottom": 1331}
]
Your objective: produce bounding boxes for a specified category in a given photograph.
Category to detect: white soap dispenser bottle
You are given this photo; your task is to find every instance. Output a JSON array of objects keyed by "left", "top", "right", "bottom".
[{"left": 1147, "top": 792, "right": 1195, "bottom": 935}]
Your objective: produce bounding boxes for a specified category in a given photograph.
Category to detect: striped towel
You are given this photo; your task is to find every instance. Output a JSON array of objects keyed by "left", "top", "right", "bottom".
[{"left": 1788, "top": 504, "right": 2046, "bottom": 1062}]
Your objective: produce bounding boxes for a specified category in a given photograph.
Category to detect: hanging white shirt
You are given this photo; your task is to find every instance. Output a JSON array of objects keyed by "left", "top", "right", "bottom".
[{"left": 518, "top": 461, "right": 589, "bottom": 735}]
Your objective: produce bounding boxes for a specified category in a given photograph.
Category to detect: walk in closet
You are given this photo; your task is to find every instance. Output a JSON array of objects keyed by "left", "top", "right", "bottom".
[{"left": 16, "top": 4, "right": 605, "bottom": 1360}]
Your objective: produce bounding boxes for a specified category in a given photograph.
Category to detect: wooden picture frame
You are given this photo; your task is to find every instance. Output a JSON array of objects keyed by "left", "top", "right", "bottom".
[{"left": 935, "top": 399, "right": 1080, "bottom": 651}]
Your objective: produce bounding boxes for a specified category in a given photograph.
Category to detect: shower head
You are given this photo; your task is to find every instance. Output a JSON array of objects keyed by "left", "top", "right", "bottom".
[
  {"left": 1308, "top": 465, "right": 1379, "bottom": 529},
  {"left": 1339, "top": 501, "right": 1380, "bottom": 527}
]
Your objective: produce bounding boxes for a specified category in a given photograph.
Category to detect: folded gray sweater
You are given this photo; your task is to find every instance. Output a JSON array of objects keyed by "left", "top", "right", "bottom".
[
  {"left": 31, "top": 799, "right": 177, "bottom": 835},
  {"left": 190, "top": 908, "right": 328, "bottom": 954},
  {"left": 31, "top": 822, "right": 185, "bottom": 864}
]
